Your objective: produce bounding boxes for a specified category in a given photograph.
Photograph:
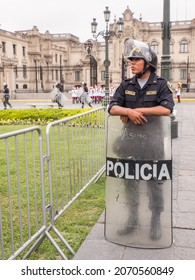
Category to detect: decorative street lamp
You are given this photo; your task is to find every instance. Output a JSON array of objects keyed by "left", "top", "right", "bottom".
[
  {"left": 186, "top": 56, "right": 190, "bottom": 92},
  {"left": 84, "top": 39, "right": 93, "bottom": 55},
  {"left": 161, "top": 0, "right": 171, "bottom": 80},
  {"left": 84, "top": 39, "right": 93, "bottom": 86},
  {"left": 91, "top": 7, "right": 124, "bottom": 106},
  {"left": 34, "top": 59, "right": 38, "bottom": 93}
]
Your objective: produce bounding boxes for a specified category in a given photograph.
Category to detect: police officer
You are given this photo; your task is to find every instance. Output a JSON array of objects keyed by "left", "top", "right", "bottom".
[
  {"left": 108, "top": 40, "right": 175, "bottom": 241},
  {"left": 3, "top": 84, "right": 12, "bottom": 109},
  {"left": 80, "top": 82, "right": 93, "bottom": 109},
  {"left": 54, "top": 83, "right": 63, "bottom": 108}
]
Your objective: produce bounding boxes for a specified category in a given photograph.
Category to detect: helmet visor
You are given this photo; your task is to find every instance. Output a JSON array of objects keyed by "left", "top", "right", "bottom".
[{"left": 126, "top": 39, "right": 152, "bottom": 62}]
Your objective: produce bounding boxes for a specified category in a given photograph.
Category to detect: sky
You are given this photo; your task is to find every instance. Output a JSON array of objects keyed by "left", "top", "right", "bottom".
[{"left": 1, "top": 0, "right": 195, "bottom": 42}]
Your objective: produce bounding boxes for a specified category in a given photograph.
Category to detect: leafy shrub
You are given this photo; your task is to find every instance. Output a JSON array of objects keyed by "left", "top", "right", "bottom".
[{"left": 0, "top": 108, "right": 91, "bottom": 125}]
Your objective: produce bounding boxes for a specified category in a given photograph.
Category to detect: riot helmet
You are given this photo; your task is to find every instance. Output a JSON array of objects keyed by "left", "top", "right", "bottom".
[
  {"left": 55, "top": 82, "right": 61, "bottom": 89},
  {"left": 126, "top": 39, "right": 157, "bottom": 77}
]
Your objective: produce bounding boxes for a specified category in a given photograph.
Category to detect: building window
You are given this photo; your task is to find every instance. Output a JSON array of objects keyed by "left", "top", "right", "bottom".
[
  {"left": 75, "top": 71, "right": 80, "bottom": 81},
  {"left": 23, "top": 65, "right": 27, "bottom": 78},
  {"left": 55, "top": 69, "right": 58, "bottom": 80},
  {"left": 15, "top": 66, "right": 18, "bottom": 77},
  {"left": 180, "top": 40, "right": 188, "bottom": 53},
  {"left": 22, "top": 46, "right": 26, "bottom": 57},
  {"left": 23, "top": 84, "right": 28, "bottom": 89},
  {"left": 150, "top": 41, "right": 158, "bottom": 53},
  {"left": 180, "top": 68, "right": 187, "bottom": 80},
  {"left": 101, "top": 71, "right": 105, "bottom": 81},
  {"left": 13, "top": 44, "right": 17, "bottom": 55},
  {"left": 55, "top": 54, "right": 58, "bottom": 63},
  {"left": 2, "top": 42, "right": 6, "bottom": 53}
]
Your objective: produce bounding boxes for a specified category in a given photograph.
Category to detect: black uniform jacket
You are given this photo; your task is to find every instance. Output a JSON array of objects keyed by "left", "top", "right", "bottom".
[
  {"left": 108, "top": 73, "right": 175, "bottom": 160},
  {"left": 108, "top": 73, "right": 175, "bottom": 113}
]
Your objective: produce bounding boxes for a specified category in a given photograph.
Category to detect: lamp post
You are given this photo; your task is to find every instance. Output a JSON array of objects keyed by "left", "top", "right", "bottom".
[
  {"left": 161, "top": 0, "right": 171, "bottom": 80},
  {"left": 84, "top": 39, "right": 93, "bottom": 86},
  {"left": 91, "top": 7, "right": 123, "bottom": 106},
  {"left": 34, "top": 59, "right": 38, "bottom": 93},
  {"left": 186, "top": 56, "right": 190, "bottom": 92}
]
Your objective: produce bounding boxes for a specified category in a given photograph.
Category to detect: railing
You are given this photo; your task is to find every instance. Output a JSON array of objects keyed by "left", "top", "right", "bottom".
[
  {"left": 0, "top": 127, "right": 47, "bottom": 260},
  {"left": 0, "top": 107, "right": 106, "bottom": 259}
]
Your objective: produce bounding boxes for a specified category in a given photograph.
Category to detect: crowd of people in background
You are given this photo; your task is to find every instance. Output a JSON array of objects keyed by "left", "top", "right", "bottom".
[
  {"left": 0, "top": 80, "right": 184, "bottom": 109},
  {"left": 71, "top": 84, "right": 116, "bottom": 105},
  {"left": 70, "top": 80, "right": 185, "bottom": 108}
]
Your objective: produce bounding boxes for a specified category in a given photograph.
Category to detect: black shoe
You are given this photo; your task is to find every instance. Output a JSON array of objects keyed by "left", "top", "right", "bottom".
[
  {"left": 118, "top": 218, "right": 138, "bottom": 235},
  {"left": 150, "top": 212, "right": 161, "bottom": 241}
]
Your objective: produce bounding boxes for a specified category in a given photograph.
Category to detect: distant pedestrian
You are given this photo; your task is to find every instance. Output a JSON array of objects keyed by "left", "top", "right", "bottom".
[
  {"left": 2, "top": 84, "right": 12, "bottom": 109},
  {"left": 175, "top": 82, "right": 182, "bottom": 103},
  {"left": 80, "top": 82, "right": 93, "bottom": 108},
  {"left": 54, "top": 83, "right": 63, "bottom": 108}
]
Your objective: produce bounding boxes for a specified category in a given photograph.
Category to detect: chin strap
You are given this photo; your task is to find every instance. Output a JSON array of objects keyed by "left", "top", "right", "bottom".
[{"left": 136, "top": 62, "right": 150, "bottom": 78}]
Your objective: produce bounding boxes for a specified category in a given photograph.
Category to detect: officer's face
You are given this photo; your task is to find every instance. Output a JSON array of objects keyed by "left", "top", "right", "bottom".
[{"left": 130, "top": 58, "right": 145, "bottom": 74}]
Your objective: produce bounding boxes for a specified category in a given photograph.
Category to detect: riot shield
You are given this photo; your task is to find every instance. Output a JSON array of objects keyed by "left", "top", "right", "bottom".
[{"left": 105, "top": 116, "right": 172, "bottom": 249}]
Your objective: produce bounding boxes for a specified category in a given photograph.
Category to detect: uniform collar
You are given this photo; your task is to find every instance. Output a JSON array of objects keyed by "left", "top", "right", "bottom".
[{"left": 129, "top": 72, "right": 157, "bottom": 85}]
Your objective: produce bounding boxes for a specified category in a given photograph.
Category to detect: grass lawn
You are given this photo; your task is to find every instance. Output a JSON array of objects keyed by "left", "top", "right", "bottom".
[{"left": 28, "top": 175, "right": 105, "bottom": 260}]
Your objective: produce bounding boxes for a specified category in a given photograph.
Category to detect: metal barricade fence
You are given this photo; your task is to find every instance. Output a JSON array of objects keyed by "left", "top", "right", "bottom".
[
  {"left": 0, "top": 127, "right": 47, "bottom": 260},
  {"left": 0, "top": 107, "right": 106, "bottom": 259},
  {"left": 0, "top": 204, "right": 4, "bottom": 259},
  {"left": 42, "top": 107, "right": 106, "bottom": 258}
]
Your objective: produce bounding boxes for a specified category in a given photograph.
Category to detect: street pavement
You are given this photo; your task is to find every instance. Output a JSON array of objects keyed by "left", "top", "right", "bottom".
[
  {"left": 2, "top": 99, "right": 103, "bottom": 110},
  {"left": 74, "top": 100, "right": 195, "bottom": 260}
]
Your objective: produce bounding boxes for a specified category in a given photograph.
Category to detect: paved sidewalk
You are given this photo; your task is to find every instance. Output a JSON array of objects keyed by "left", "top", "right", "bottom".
[
  {"left": 74, "top": 102, "right": 195, "bottom": 260},
  {"left": 6, "top": 98, "right": 102, "bottom": 110}
]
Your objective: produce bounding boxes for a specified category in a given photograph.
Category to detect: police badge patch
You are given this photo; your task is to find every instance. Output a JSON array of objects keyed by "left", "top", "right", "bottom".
[{"left": 125, "top": 90, "right": 136, "bottom": 96}]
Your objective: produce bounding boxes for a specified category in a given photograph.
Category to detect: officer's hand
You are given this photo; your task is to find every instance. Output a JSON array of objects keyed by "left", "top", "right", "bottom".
[
  {"left": 127, "top": 109, "right": 148, "bottom": 125},
  {"left": 120, "top": 115, "right": 129, "bottom": 123}
]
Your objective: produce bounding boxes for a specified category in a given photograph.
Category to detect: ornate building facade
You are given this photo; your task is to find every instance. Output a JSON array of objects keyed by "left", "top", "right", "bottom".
[{"left": 0, "top": 6, "right": 195, "bottom": 97}]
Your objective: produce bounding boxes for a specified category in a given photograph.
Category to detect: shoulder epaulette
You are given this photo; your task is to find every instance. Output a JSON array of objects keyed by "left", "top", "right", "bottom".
[{"left": 157, "top": 76, "right": 166, "bottom": 81}]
